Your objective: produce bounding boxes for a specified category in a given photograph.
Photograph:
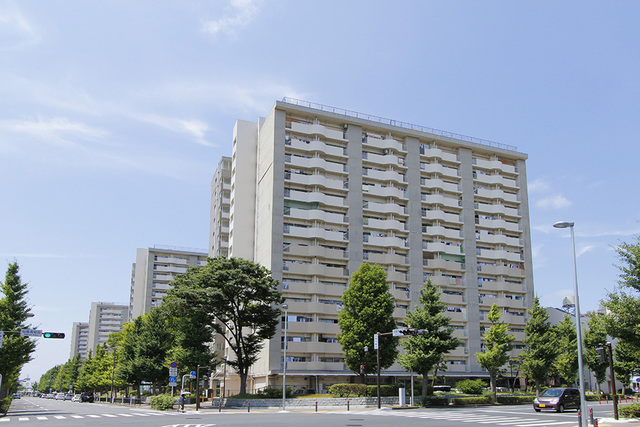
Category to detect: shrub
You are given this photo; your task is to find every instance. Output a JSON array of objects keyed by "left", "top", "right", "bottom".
[
  {"left": 496, "top": 395, "right": 535, "bottom": 404},
  {"left": 0, "top": 397, "right": 11, "bottom": 414},
  {"left": 423, "top": 396, "right": 449, "bottom": 406},
  {"left": 451, "top": 396, "right": 492, "bottom": 406},
  {"left": 329, "top": 383, "right": 367, "bottom": 397},
  {"left": 365, "top": 384, "right": 399, "bottom": 397},
  {"left": 482, "top": 391, "right": 495, "bottom": 403},
  {"left": 149, "top": 394, "right": 175, "bottom": 410},
  {"left": 619, "top": 403, "right": 640, "bottom": 418},
  {"left": 456, "top": 379, "right": 485, "bottom": 394},
  {"left": 260, "top": 387, "right": 291, "bottom": 398}
]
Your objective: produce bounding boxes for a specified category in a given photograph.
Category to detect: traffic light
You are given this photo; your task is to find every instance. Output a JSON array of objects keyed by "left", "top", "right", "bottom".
[
  {"left": 360, "top": 364, "right": 366, "bottom": 374},
  {"left": 596, "top": 347, "right": 607, "bottom": 363},
  {"left": 42, "top": 332, "right": 65, "bottom": 339}
]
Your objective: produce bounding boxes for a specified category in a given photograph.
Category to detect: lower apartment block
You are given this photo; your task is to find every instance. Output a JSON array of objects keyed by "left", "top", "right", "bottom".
[{"left": 214, "top": 98, "right": 534, "bottom": 394}]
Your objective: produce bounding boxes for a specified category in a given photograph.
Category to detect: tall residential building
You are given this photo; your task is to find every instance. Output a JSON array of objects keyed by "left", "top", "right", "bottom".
[
  {"left": 69, "top": 322, "right": 89, "bottom": 360},
  {"left": 216, "top": 98, "right": 534, "bottom": 393},
  {"left": 209, "top": 157, "right": 232, "bottom": 257},
  {"left": 87, "top": 302, "right": 129, "bottom": 353},
  {"left": 129, "top": 246, "right": 208, "bottom": 319}
]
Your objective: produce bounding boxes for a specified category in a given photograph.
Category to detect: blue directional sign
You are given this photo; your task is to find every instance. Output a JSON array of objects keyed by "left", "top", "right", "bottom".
[
  {"left": 169, "top": 376, "right": 177, "bottom": 383},
  {"left": 190, "top": 371, "right": 196, "bottom": 379}
]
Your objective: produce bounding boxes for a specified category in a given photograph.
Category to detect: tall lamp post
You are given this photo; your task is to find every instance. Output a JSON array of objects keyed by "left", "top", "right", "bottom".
[
  {"left": 553, "top": 221, "right": 587, "bottom": 427},
  {"left": 282, "top": 303, "right": 288, "bottom": 412}
]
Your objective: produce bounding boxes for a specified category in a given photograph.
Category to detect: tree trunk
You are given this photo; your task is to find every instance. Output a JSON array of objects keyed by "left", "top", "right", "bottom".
[
  {"left": 239, "top": 371, "right": 247, "bottom": 395},
  {"left": 490, "top": 374, "right": 497, "bottom": 401},
  {"left": 422, "top": 376, "right": 428, "bottom": 398}
]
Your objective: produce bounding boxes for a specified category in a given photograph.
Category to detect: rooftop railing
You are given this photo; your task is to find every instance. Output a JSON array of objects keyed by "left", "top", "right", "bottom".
[{"left": 281, "top": 97, "right": 518, "bottom": 152}]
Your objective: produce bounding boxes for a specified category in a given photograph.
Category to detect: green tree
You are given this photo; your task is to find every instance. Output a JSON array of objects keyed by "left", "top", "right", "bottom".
[
  {"left": 520, "top": 297, "right": 558, "bottom": 396},
  {"left": 583, "top": 313, "right": 608, "bottom": 393},
  {"left": 552, "top": 314, "right": 579, "bottom": 386},
  {"left": 164, "top": 256, "right": 283, "bottom": 395},
  {"left": 397, "top": 280, "right": 459, "bottom": 398},
  {"left": 604, "top": 234, "right": 640, "bottom": 348},
  {"left": 614, "top": 341, "right": 640, "bottom": 394},
  {"left": 37, "top": 365, "right": 61, "bottom": 393},
  {"left": 476, "top": 303, "right": 514, "bottom": 401},
  {"left": 116, "top": 308, "right": 174, "bottom": 394},
  {"left": 338, "top": 263, "right": 398, "bottom": 379},
  {"left": 0, "top": 262, "right": 37, "bottom": 399}
]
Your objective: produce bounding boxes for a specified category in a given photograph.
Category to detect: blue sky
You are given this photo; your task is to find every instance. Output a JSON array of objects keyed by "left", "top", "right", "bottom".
[{"left": 2, "top": 0, "right": 639, "bottom": 381}]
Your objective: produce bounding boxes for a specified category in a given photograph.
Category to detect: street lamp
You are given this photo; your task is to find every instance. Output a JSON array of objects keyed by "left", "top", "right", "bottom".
[
  {"left": 282, "top": 303, "right": 288, "bottom": 412},
  {"left": 553, "top": 221, "right": 588, "bottom": 427}
]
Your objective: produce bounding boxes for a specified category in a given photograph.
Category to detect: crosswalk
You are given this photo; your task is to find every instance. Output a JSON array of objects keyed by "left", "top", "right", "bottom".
[
  {"left": 350, "top": 409, "right": 578, "bottom": 427},
  {"left": 0, "top": 410, "right": 189, "bottom": 423}
]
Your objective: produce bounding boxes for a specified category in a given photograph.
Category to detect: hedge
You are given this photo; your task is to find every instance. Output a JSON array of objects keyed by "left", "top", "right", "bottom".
[
  {"left": 455, "top": 379, "right": 485, "bottom": 394},
  {"left": 149, "top": 394, "right": 175, "bottom": 410},
  {"left": 496, "top": 395, "right": 535, "bottom": 404},
  {"left": 367, "top": 385, "right": 399, "bottom": 397},
  {"left": 423, "top": 396, "right": 449, "bottom": 406},
  {"left": 619, "top": 403, "right": 640, "bottom": 418},
  {"left": 451, "top": 396, "right": 493, "bottom": 406},
  {"left": 329, "top": 384, "right": 367, "bottom": 397}
]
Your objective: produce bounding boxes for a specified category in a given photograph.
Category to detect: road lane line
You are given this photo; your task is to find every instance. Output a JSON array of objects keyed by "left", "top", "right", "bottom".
[
  {"left": 100, "top": 414, "right": 118, "bottom": 417},
  {"left": 117, "top": 413, "right": 134, "bottom": 417}
]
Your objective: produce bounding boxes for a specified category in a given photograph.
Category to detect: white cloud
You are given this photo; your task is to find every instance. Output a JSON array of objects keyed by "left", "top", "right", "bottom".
[
  {"left": 0, "top": 2, "right": 39, "bottom": 51},
  {"left": 0, "top": 117, "right": 107, "bottom": 147},
  {"left": 577, "top": 244, "right": 596, "bottom": 257},
  {"left": 202, "top": 0, "right": 262, "bottom": 36},
  {"left": 528, "top": 178, "right": 550, "bottom": 193},
  {"left": 535, "top": 194, "right": 572, "bottom": 210},
  {"left": 136, "top": 114, "right": 214, "bottom": 147}
]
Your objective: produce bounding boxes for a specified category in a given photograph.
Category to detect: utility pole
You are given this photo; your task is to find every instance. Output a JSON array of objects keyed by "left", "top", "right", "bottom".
[{"left": 606, "top": 342, "right": 619, "bottom": 420}]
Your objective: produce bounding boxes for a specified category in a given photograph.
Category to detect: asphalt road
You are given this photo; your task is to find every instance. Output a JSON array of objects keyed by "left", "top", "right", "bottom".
[{"left": 2, "top": 396, "right": 638, "bottom": 426}]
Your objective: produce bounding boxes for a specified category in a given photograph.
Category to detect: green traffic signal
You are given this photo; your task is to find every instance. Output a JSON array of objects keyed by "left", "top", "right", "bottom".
[{"left": 42, "top": 332, "right": 65, "bottom": 339}]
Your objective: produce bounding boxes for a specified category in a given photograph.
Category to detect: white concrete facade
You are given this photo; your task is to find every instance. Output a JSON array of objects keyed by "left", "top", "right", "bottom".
[
  {"left": 218, "top": 99, "right": 534, "bottom": 393},
  {"left": 87, "top": 302, "right": 128, "bottom": 354},
  {"left": 129, "top": 246, "right": 208, "bottom": 319},
  {"left": 69, "top": 321, "right": 89, "bottom": 360},
  {"left": 209, "top": 157, "right": 232, "bottom": 258}
]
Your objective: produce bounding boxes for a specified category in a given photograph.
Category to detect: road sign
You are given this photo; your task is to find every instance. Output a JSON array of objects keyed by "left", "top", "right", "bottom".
[
  {"left": 170, "top": 361, "right": 177, "bottom": 368},
  {"left": 190, "top": 371, "right": 196, "bottom": 379},
  {"left": 169, "top": 367, "right": 178, "bottom": 376},
  {"left": 169, "top": 376, "right": 177, "bottom": 383},
  {"left": 20, "top": 329, "right": 43, "bottom": 337},
  {"left": 373, "top": 333, "right": 379, "bottom": 350}
]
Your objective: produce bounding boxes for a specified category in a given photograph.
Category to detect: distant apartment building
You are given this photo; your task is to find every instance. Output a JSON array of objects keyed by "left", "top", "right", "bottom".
[
  {"left": 69, "top": 322, "right": 89, "bottom": 360},
  {"left": 209, "top": 157, "right": 232, "bottom": 258},
  {"left": 87, "top": 302, "right": 129, "bottom": 353},
  {"left": 213, "top": 99, "right": 534, "bottom": 393},
  {"left": 129, "top": 246, "right": 208, "bottom": 319}
]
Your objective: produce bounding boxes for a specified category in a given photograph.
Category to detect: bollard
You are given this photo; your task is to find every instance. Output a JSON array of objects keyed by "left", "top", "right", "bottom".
[
  {"left": 219, "top": 400, "right": 222, "bottom": 412},
  {"left": 347, "top": 400, "right": 350, "bottom": 411},
  {"left": 315, "top": 401, "right": 318, "bottom": 412},
  {"left": 599, "top": 395, "right": 601, "bottom": 405},
  {"left": 590, "top": 408, "right": 595, "bottom": 426},
  {"left": 248, "top": 402, "right": 250, "bottom": 413},
  {"left": 578, "top": 410, "right": 582, "bottom": 427},
  {"left": 606, "top": 395, "right": 609, "bottom": 404},
  {"left": 595, "top": 418, "right": 599, "bottom": 426}
]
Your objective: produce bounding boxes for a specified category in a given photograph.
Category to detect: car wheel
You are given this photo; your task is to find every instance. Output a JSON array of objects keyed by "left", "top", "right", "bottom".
[{"left": 557, "top": 404, "right": 565, "bottom": 413}]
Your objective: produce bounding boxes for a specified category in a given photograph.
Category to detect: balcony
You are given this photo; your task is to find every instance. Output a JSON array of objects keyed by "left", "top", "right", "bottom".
[
  {"left": 365, "top": 234, "right": 407, "bottom": 249},
  {"left": 475, "top": 188, "right": 519, "bottom": 204},
  {"left": 287, "top": 207, "right": 345, "bottom": 224},
  {"left": 282, "top": 282, "right": 345, "bottom": 298},
  {"left": 364, "top": 201, "right": 407, "bottom": 216},
  {"left": 420, "top": 146, "right": 459, "bottom": 163},
  {"left": 421, "top": 163, "right": 459, "bottom": 178},
  {"left": 474, "top": 157, "right": 517, "bottom": 175},
  {"left": 284, "top": 244, "right": 346, "bottom": 260},
  {"left": 474, "top": 173, "right": 517, "bottom": 189},
  {"left": 285, "top": 262, "right": 346, "bottom": 278},
  {"left": 477, "top": 264, "right": 525, "bottom": 278},
  {"left": 364, "top": 217, "right": 407, "bottom": 233},
  {"left": 423, "top": 258, "right": 465, "bottom": 272},
  {"left": 423, "top": 225, "right": 463, "bottom": 241},
  {"left": 477, "top": 248, "right": 523, "bottom": 263},
  {"left": 288, "top": 137, "right": 344, "bottom": 157},
  {"left": 287, "top": 156, "right": 346, "bottom": 175},
  {"left": 364, "top": 168, "right": 405, "bottom": 184},
  {"left": 423, "top": 242, "right": 464, "bottom": 256},
  {"left": 363, "top": 152, "right": 406, "bottom": 168},
  {"left": 288, "top": 173, "right": 345, "bottom": 191},
  {"left": 364, "top": 135, "right": 405, "bottom": 153},
  {"left": 362, "top": 184, "right": 406, "bottom": 199},
  {"left": 422, "top": 209, "right": 461, "bottom": 224},
  {"left": 367, "top": 252, "right": 406, "bottom": 265},
  {"left": 287, "top": 189, "right": 346, "bottom": 208},
  {"left": 422, "top": 194, "right": 461, "bottom": 209},
  {"left": 476, "top": 233, "right": 522, "bottom": 247},
  {"left": 420, "top": 178, "right": 461, "bottom": 193},
  {"left": 475, "top": 203, "right": 520, "bottom": 218},
  {"left": 290, "top": 121, "right": 345, "bottom": 141}
]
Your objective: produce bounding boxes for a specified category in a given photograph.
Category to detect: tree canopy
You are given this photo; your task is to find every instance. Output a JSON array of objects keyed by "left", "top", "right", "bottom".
[
  {"left": 163, "top": 256, "right": 283, "bottom": 395},
  {"left": 0, "top": 262, "right": 36, "bottom": 400},
  {"left": 397, "top": 280, "right": 459, "bottom": 397},
  {"left": 520, "top": 296, "right": 557, "bottom": 396},
  {"left": 476, "top": 303, "right": 514, "bottom": 400},
  {"left": 337, "top": 263, "right": 398, "bottom": 378}
]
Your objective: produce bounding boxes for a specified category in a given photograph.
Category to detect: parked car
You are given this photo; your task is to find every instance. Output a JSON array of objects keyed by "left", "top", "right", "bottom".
[
  {"left": 80, "top": 392, "right": 94, "bottom": 403},
  {"left": 71, "top": 394, "right": 81, "bottom": 402},
  {"left": 533, "top": 387, "right": 580, "bottom": 413},
  {"left": 13, "top": 393, "right": 20, "bottom": 399},
  {"left": 55, "top": 393, "right": 66, "bottom": 400},
  {"left": 64, "top": 393, "right": 73, "bottom": 400}
]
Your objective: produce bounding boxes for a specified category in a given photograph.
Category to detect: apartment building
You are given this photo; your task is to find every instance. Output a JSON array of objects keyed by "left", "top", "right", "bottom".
[
  {"left": 69, "top": 321, "right": 89, "bottom": 360},
  {"left": 129, "top": 246, "right": 208, "bottom": 319},
  {"left": 87, "top": 302, "right": 129, "bottom": 353},
  {"left": 209, "top": 157, "right": 232, "bottom": 258},
  {"left": 218, "top": 98, "right": 534, "bottom": 393}
]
